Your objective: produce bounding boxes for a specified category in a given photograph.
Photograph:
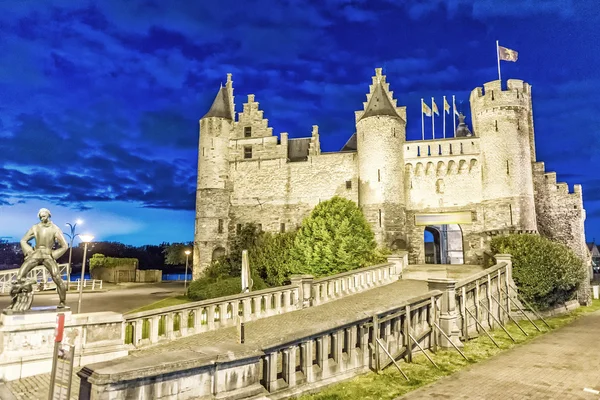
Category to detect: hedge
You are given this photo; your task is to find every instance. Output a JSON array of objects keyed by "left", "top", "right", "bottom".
[{"left": 89, "top": 253, "right": 138, "bottom": 271}]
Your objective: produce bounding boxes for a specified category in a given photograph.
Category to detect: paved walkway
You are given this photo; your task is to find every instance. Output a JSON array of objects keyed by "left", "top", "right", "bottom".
[{"left": 398, "top": 310, "right": 600, "bottom": 400}]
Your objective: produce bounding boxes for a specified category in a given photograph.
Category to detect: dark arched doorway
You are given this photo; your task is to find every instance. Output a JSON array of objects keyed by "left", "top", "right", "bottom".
[
  {"left": 212, "top": 246, "right": 226, "bottom": 261},
  {"left": 423, "top": 224, "right": 464, "bottom": 264}
]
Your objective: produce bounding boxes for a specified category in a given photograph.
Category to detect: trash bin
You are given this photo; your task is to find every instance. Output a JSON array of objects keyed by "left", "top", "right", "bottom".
[{"left": 593, "top": 285, "right": 599, "bottom": 300}]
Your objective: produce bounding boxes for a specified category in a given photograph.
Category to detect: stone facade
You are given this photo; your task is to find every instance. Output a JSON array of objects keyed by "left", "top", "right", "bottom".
[{"left": 193, "top": 68, "right": 588, "bottom": 294}]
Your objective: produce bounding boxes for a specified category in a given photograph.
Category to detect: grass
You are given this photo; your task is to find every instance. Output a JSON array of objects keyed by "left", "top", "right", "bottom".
[
  {"left": 299, "top": 299, "right": 600, "bottom": 400},
  {"left": 125, "top": 295, "right": 192, "bottom": 314}
]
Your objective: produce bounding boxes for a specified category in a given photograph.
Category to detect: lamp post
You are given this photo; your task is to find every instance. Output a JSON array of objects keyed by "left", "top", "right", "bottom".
[
  {"left": 77, "top": 235, "right": 94, "bottom": 314},
  {"left": 64, "top": 219, "right": 83, "bottom": 289},
  {"left": 184, "top": 250, "right": 191, "bottom": 291}
]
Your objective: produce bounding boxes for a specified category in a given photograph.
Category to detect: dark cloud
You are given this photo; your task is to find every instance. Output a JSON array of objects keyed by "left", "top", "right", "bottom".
[{"left": 0, "top": 0, "right": 599, "bottom": 243}]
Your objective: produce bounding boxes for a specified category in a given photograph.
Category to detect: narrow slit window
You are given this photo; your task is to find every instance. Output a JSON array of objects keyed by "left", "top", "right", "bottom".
[
  {"left": 218, "top": 219, "right": 224, "bottom": 234},
  {"left": 377, "top": 169, "right": 381, "bottom": 182},
  {"left": 280, "top": 223, "right": 286, "bottom": 233},
  {"left": 378, "top": 209, "right": 382, "bottom": 227},
  {"left": 506, "top": 160, "right": 510, "bottom": 175},
  {"left": 236, "top": 224, "right": 242, "bottom": 234},
  {"left": 346, "top": 180, "right": 352, "bottom": 189},
  {"left": 244, "top": 126, "right": 252, "bottom": 137}
]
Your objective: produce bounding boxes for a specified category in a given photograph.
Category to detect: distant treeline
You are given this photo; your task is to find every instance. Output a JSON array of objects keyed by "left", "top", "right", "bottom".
[{"left": 0, "top": 240, "right": 191, "bottom": 272}]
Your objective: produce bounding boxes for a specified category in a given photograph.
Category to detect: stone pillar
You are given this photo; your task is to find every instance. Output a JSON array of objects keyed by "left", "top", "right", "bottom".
[
  {"left": 290, "top": 274, "right": 314, "bottom": 309},
  {"left": 494, "top": 254, "right": 520, "bottom": 311},
  {"left": 428, "top": 278, "right": 463, "bottom": 348},
  {"left": 387, "top": 254, "right": 404, "bottom": 278}
]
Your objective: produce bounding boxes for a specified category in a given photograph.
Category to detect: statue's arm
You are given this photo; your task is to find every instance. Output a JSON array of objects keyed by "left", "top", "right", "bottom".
[
  {"left": 52, "top": 227, "right": 69, "bottom": 260},
  {"left": 20, "top": 228, "right": 35, "bottom": 257}
]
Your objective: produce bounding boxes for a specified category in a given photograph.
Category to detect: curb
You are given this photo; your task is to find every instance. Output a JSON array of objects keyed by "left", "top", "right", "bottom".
[{"left": 0, "top": 384, "right": 18, "bottom": 400}]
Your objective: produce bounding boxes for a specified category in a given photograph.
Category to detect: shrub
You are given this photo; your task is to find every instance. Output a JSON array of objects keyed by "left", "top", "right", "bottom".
[
  {"left": 89, "top": 253, "right": 138, "bottom": 271},
  {"left": 187, "top": 274, "right": 267, "bottom": 301},
  {"left": 250, "top": 231, "right": 297, "bottom": 286},
  {"left": 290, "top": 196, "right": 379, "bottom": 277},
  {"left": 490, "top": 234, "right": 586, "bottom": 310}
]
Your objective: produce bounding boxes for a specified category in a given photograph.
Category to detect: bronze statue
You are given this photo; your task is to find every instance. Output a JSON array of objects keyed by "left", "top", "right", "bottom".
[{"left": 7, "top": 208, "right": 68, "bottom": 311}]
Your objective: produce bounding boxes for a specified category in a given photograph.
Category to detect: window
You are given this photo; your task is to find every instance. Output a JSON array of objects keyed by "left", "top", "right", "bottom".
[
  {"left": 244, "top": 126, "right": 252, "bottom": 137},
  {"left": 506, "top": 160, "right": 510, "bottom": 175},
  {"left": 218, "top": 219, "right": 224, "bottom": 234},
  {"left": 377, "top": 169, "right": 381, "bottom": 182},
  {"left": 346, "top": 180, "right": 352, "bottom": 189},
  {"left": 280, "top": 223, "right": 286, "bottom": 233},
  {"left": 236, "top": 224, "right": 242, "bottom": 234},
  {"left": 378, "top": 209, "right": 382, "bottom": 227},
  {"left": 244, "top": 146, "right": 252, "bottom": 159}
]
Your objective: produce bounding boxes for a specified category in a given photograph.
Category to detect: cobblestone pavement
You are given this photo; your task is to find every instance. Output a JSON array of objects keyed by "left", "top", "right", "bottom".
[
  {"left": 0, "top": 278, "right": 429, "bottom": 399},
  {"left": 397, "top": 310, "right": 600, "bottom": 400}
]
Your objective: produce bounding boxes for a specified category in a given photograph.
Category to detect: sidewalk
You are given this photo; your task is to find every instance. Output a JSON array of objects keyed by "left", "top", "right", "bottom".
[{"left": 397, "top": 310, "right": 600, "bottom": 400}]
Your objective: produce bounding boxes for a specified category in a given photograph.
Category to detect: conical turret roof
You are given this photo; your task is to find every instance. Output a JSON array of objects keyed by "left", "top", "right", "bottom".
[
  {"left": 361, "top": 81, "right": 400, "bottom": 120},
  {"left": 202, "top": 86, "right": 233, "bottom": 120}
]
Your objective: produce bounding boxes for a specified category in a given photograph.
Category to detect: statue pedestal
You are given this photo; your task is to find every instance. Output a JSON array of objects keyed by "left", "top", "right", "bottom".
[
  {"left": 1, "top": 306, "right": 72, "bottom": 326},
  {"left": 0, "top": 308, "right": 131, "bottom": 381}
]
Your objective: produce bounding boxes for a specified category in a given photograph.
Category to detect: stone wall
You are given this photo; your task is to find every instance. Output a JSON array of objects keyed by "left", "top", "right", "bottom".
[
  {"left": 533, "top": 161, "right": 590, "bottom": 304},
  {"left": 229, "top": 152, "right": 358, "bottom": 233}
]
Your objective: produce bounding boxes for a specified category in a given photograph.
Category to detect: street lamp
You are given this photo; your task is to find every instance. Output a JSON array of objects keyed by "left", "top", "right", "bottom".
[
  {"left": 184, "top": 250, "right": 191, "bottom": 291},
  {"left": 77, "top": 234, "right": 94, "bottom": 314},
  {"left": 64, "top": 219, "right": 83, "bottom": 288}
]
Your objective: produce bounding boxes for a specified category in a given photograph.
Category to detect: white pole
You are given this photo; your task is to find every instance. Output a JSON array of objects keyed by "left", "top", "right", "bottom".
[
  {"left": 77, "top": 242, "right": 88, "bottom": 314},
  {"left": 184, "top": 253, "right": 189, "bottom": 290},
  {"left": 431, "top": 97, "right": 435, "bottom": 140},
  {"left": 496, "top": 40, "right": 502, "bottom": 82},
  {"left": 452, "top": 95, "right": 457, "bottom": 137},
  {"left": 443, "top": 95, "right": 446, "bottom": 139},
  {"left": 421, "top": 98, "right": 425, "bottom": 140}
]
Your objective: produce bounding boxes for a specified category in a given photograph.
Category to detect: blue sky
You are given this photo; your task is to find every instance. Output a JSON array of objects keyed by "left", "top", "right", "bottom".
[{"left": 1, "top": 0, "right": 599, "bottom": 246}]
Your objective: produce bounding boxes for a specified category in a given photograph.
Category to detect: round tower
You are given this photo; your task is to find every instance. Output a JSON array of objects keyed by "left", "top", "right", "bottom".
[
  {"left": 469, "top": 79, "right": 537, "bottom": 231},
  {"left": 193, "top": 74, "right": 235, "bottom": 279},
  {"left": 355, "top": 68, "right": 407, "bottom": 247}
]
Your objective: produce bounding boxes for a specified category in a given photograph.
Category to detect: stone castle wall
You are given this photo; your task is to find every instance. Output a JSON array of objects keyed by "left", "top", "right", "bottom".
[
  {"left": 230, "top": 152, "right": 358, "bottom": 233},
  {"left": 194, "top": 71, "right": 589, "bottom": 281}
]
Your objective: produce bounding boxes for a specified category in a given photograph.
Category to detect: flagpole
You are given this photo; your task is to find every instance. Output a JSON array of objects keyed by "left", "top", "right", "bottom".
[
  {"left": 443, "top": 95, "right": 446, "bottom": 139},
  {"left": 421, "top": 98, "right": 424, "bottom": 140},
  {"left": 496, "top": 40, "right": 501, "bottom": 82},
  {"left": 452, "top": 95, "right": 457, "bottom": 137},
  {"left": 431, "top": 97, "right": 435, "bottom": 140}
]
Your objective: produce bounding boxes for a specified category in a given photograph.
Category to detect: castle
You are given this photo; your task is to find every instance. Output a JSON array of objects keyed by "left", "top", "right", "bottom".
[{"left": 193, "top": 68, "right": 588, "bottom": 277}]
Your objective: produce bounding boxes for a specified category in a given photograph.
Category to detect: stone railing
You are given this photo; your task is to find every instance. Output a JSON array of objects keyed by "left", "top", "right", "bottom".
[
  {"left": 455, "top": 254, "right": 514, "bottom": 340},
  {"left": 123, "top": 255, "right": 406, "bottom": 348},
  {"left": 78, "top": 257, "right": 516, "bottom": 399},
  {"left": 0, "top": 310, "right": 130, "bottom": 381}
]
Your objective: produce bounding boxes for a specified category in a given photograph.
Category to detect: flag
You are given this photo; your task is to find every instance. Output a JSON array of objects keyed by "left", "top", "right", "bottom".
[
  {"left": 432, "top": 99, "right": 439, "bottom": 116},
  {"left": 422, "top": 102, "right": 432, "bottom": 117},
  {"left": 454, "top": 107, "right": 459, "bottom": 117},
  {"left": 444, "top": 97, "right": 450, "bottom": 114},
  {"left": 498, "top": 45, "right": 518, "bottom": 62}
]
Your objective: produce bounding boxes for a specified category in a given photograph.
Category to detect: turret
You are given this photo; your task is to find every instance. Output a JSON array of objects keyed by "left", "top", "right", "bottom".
[
  {"left": 193, "top": 74, "right": 235, "bottom": 279},
  {"left": 355, "top": 68, "right": 407, "bottom": 246},
  {"left": 469, "top": 79, "right": 536, "bottom": 231}
]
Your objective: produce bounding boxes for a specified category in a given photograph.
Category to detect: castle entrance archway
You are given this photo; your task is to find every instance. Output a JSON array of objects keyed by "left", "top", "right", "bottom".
[
  {"left": 423, "top": 224, "right": 464, "bottom": 264},
  {"left": 415, "top": 212, "right": 471, "bottom": 265}
]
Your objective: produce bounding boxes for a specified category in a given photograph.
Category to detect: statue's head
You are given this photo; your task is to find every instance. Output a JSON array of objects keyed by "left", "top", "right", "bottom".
[{"left": 38, "top": 208, "right": 52, "bottom": 222}]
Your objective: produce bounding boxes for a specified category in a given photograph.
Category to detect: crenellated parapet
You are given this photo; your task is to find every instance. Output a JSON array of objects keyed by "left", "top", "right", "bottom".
[{"left": 470, "top": 79, "right": 532, "bottom": 112}]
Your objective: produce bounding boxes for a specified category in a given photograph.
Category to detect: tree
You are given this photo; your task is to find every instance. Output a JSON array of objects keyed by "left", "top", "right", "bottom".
[
  {"left": 163, "top": 242, "right": 194, "bottom": 266},
  {"left": 290, "top": 196, "right": 380, "bottom": 277},
  {"left": 250, "top": 231, "right": 297, "bottom": 286},
  {"left": 490, "top": 234, "right": 586, "bottom": 309}
]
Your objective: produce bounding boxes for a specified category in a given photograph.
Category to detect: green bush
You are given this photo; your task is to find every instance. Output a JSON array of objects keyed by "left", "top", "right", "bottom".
[
  {"left": 186, "top": 275, "right": 268, "bottom": 301},
  {"left": 490, "top": 234, "right": 586, "bottom": 310},
  {"left": 250, "top": 231, "right": 297, "bottom": 286},
  {"left": 290, "top": 196, "right": 381, "bottom": 277},
  {"left": 89, "top": 253, "right": 138, "bottom": 271}
]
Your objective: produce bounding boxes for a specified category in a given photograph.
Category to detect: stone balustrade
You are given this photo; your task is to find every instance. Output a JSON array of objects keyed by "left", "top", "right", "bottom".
[
  {"left": 124, "top": 254, "right": 406, "bottom": 348},
  {"left": 0, "top": 310, "right": 130, "bottom": 381},
  {"left": 455, "top": 254, "right": 514, "bottom": 339},
  {"left": 124, "top": 285, "right": 301, "bottom": 347},
  {"left": 79, "top": 258, "right": 515, "bottom": 399},
  {"left": 310, "top": 261, "right": 400, "bottom": 306}
]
